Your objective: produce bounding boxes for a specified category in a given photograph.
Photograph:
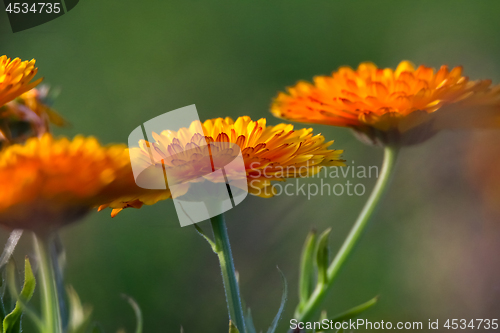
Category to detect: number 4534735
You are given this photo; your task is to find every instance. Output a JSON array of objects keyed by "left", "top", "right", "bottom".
[
  {"left": 444, "top": 319, "right": 498, "bottom": 330},
  {"left": 5, "top": 3, "right": 61, "bottom": 14}
]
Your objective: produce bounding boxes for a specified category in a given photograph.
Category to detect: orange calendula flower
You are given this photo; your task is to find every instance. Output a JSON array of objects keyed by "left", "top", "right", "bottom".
[
  {"left": 100, "top": 116, "right": 344, "bottom": 217},
  {"left": 0, "top": 134, "right": 155, "bottom": 230},
  {"left": 0, "top": 56, "right": 42, "bottom": 107},
  {"left": 272, "top": 61, "right": 500, "bottom": 145}
]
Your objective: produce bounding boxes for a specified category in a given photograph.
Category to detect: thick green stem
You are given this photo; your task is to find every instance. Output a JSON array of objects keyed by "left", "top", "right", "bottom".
[
  {"left": 210, "top": 213, "right": 246, "bottom": 332},
  {"left": 296, "top": 146, "right": 400, "bottom": 321},
  {"left": 33, "top": 232, "right": 63, "bottom": 333}
]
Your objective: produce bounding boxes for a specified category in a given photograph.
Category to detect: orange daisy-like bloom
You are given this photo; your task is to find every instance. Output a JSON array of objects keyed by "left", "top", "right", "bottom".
[
  {"left": 272, "top": 61, "right": 500, "bottom": 145},
  {"left": 100, "top": 116, "right": 344, "bottom": 217},
  {"left": 0, "top": 134, "right": 155, "bottom": 230},
  {"left": 0, "top": 56, "right": 42, "bottom": 107}
]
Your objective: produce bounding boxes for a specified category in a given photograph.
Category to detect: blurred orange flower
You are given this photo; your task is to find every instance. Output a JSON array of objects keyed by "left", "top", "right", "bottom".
[
  {"left": 0, "top": 134, "right": 152, "bottom": 230},
  {"left": 100, "top": 116, "right": 344, "bottom": 217},
  {"left": 15, "top": 86, "right": 67, "bottom": 126},
  {"left": 0, "top": 56, "right": 42, "bottom": 107},
  {"left": 272, "top": 61, "right": 500, "bottom": 145},
  {"left": 1, "top": 86, "right": 67, "bottom": 145}
]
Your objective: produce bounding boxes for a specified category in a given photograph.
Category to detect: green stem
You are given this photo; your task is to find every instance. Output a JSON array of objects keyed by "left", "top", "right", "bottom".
[
  {"left": 210, "top": 213, "right": 246, "bottom": 332},
  {"left": 296, "top": 146, "right": 400, "bottom": 321},
  {"left": 33, "top": 232, "right": 63, "bottom": 333}
]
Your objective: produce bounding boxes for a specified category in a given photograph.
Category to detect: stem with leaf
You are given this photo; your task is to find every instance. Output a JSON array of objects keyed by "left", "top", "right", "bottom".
[
  {"left": 32, "top": 232, "right": 63, "bottom": 333},
  {"left": 295, "top": 146, "right": 400, "bottom": 322}
]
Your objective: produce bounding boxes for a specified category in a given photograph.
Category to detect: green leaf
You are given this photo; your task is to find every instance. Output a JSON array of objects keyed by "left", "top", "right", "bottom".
[
  {"left": 0, "top": 231, "right": 23, "bottom": 324},
  {"left": 122, "top": 294, "right": 143, "bottom": 333},
  {"left": 194, "top": 224, "right": 217, "bottom": 253},
  {"left": 330, "top": 296, "right": 379, "bottom": 324},
  {"left": 316, "top": 229, "right": 332, "bottom": 287},
  {"left": 244, "top": 308, "right": 256, "bottom": 333},
  {"left": 3, "top": 258, "right": 36, "bottom": 333},
  {"left": 66, "top": 285, "right": 93, "bottom": 333},
  {"left": 0, "top": 267, "right": 10, "bottom": 324},
  {"left": 298, "top": 230, "right": 317, "bottom": 309},
  {"left": 266, "top": 267, "right": 288, "bottom": 333},
  {"left": 240, "top": 293, "right": 255, "bottom": 333},
  {"left": 229, "top": 321, "right": 239, "bottom": 333}
]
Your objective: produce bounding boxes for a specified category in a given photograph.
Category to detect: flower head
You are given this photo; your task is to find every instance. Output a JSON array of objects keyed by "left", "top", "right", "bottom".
[
  {"left": 0, "top": 56, "right": 42, "bottom": 107},
  {"left": 0, "top": 86, "right": 67, "bottom": 146},
  {"left": 14, "top": 86, "right": 66, "bottom": 126},
  {"left": 272, "top": 61, "right": 500, "bottom": 146},
  {"left": 100, "top": 116, "right": 344, "bottom": 216},
  {"left": 0, "top": 134, "right": 151, "bottom": 230}
]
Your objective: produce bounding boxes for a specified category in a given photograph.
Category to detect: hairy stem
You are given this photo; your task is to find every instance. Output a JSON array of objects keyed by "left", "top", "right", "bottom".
[
  {"left": 296, "top": 146, "right": 400, "bottom": 321},
  {"left": 211, "top": 213, "right": 246, "bottom": 332}
]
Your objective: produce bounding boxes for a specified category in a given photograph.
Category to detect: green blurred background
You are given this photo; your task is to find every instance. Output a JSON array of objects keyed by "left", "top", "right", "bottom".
[{"left": 2, "top": 1, "right": 500, "bottom": 331}]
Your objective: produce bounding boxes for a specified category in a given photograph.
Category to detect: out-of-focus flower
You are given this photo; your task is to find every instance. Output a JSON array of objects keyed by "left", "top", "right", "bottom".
[
  {"left": 0, "top": 134, "right": 156, "bottom": 230},
  {"left": 14, "top": 86, "right": 67, "bottom": 126},
  {"left": 0, "top": 86, "right": 67, "bottom": 146},
  {"left": 100, "top": 116, "right": 344, "bottom": 217},
  {"left": 0, "top": 56, "right": 42, "bottom": 107},
  {"left": 465, "top": 132, "right": 500, "bottom": 220},
  {"left": 272, "top": 61, "right": 500, "bottom": 146}
]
